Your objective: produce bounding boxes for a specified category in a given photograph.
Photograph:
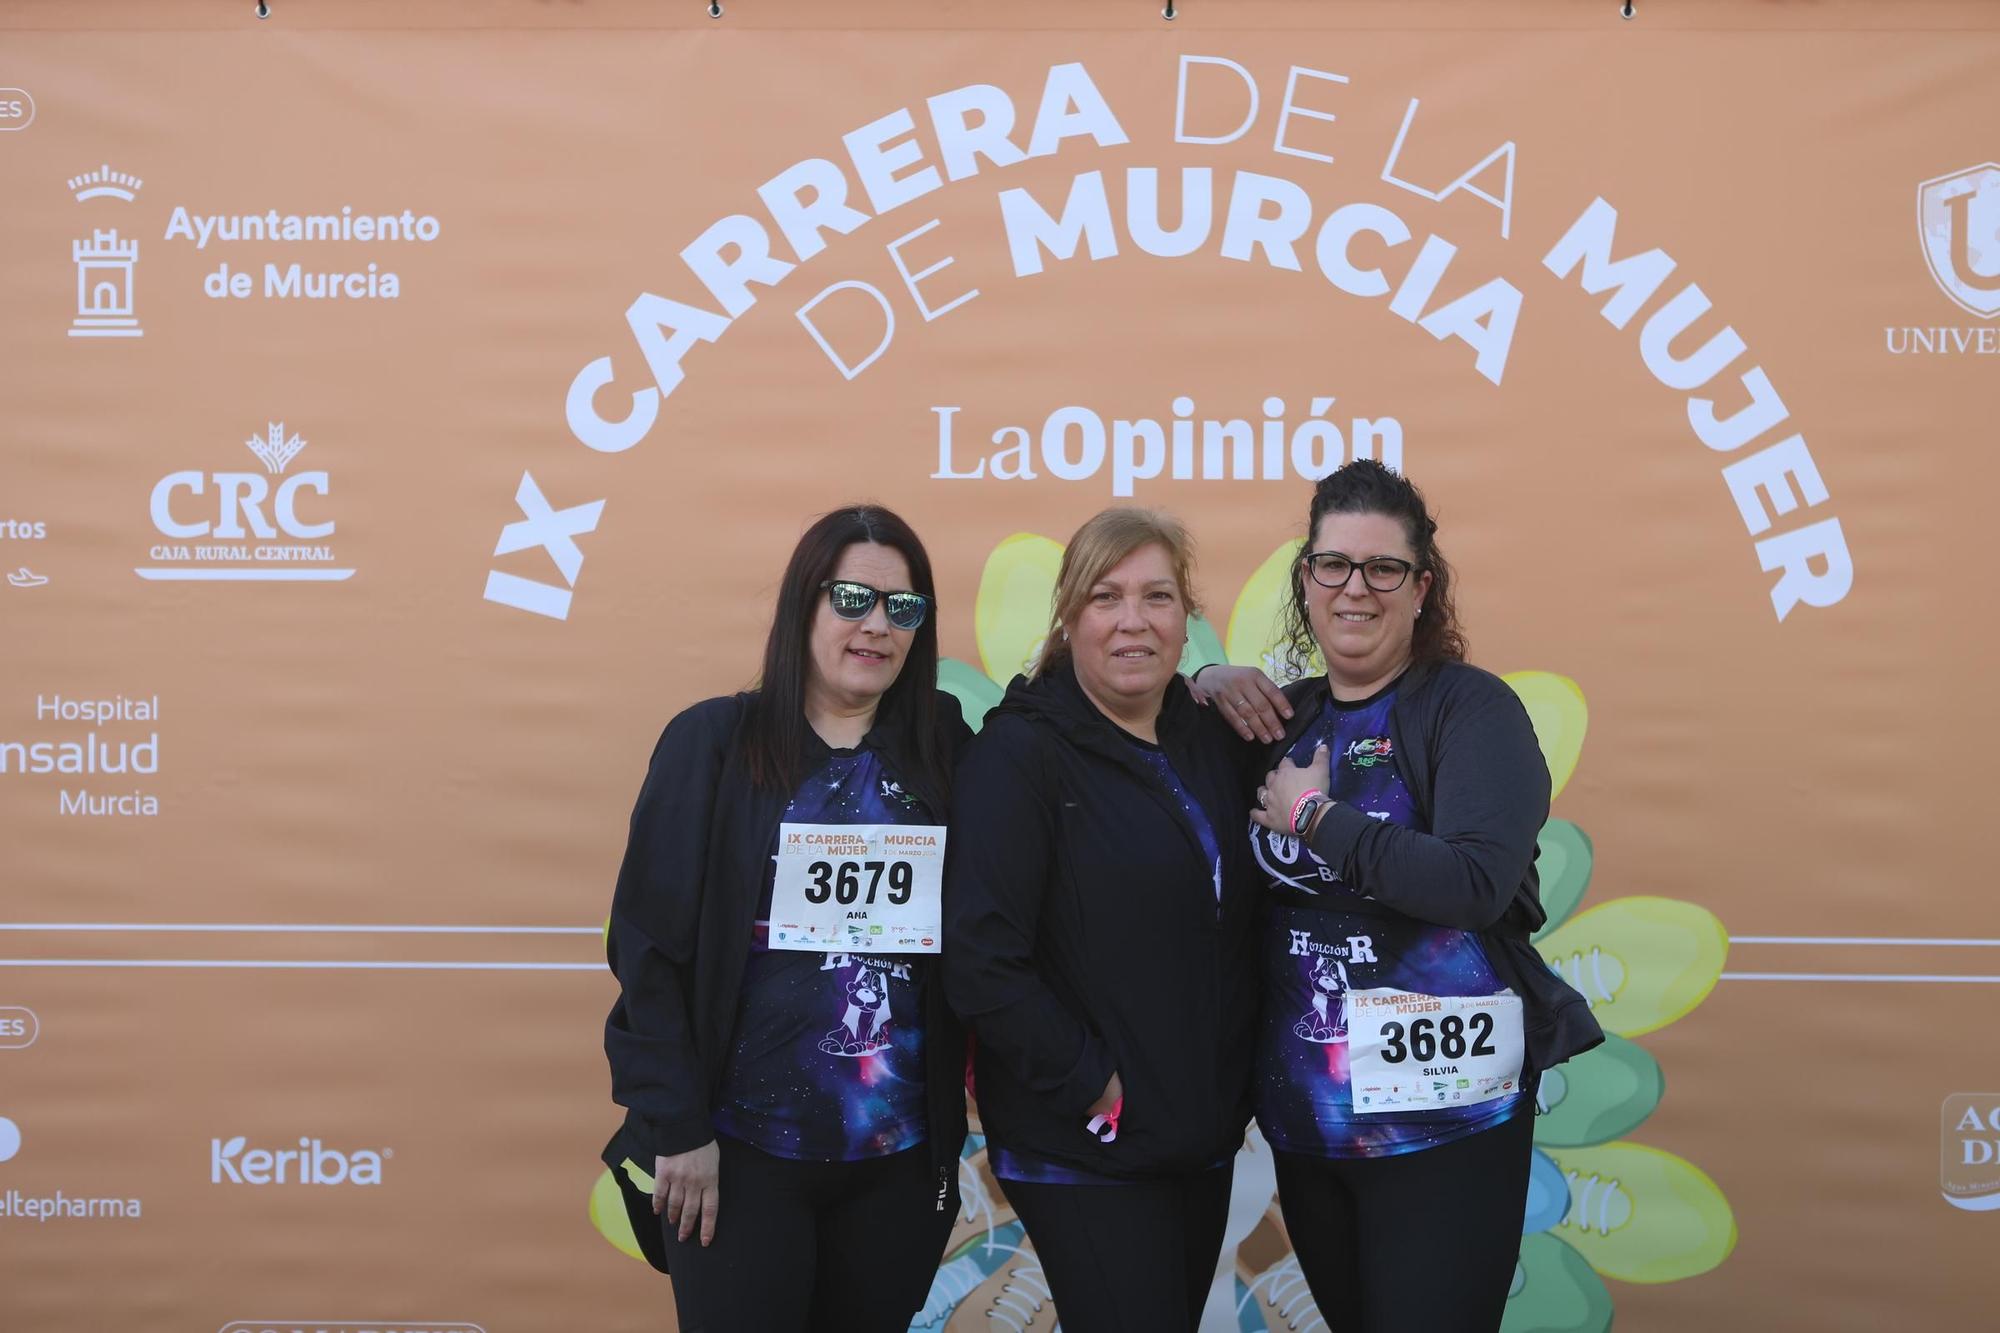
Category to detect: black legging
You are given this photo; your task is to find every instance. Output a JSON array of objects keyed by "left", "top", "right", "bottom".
[
  {"left": 657, "top": 1136, "right": 955, "bottom": 1333},
  {"left": 998, "top": 1162, "right": 1233, "bottom": 1333},
  {"left": 1272, "top": 1106, "right": 1535, "bottom": 1333}
]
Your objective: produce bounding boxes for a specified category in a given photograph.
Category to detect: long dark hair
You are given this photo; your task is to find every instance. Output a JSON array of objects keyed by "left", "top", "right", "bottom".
[
  {"left": 1280, "top": 459, "right": 1467, "bottom": 676},
  {"left": 741, "top": 505, "right": 950, "bottom": 800}
]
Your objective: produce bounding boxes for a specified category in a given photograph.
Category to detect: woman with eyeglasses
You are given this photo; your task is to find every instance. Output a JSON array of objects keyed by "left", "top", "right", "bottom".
[
  {"left": 600, "top": 505, "right": 970, "bottom": 1333},
  {"left": 1192, "top": 460, "right": 1599, "bottom": 1333},
  {"left": 943, "top": 507, "right": 1259, "bottom": 1333}
]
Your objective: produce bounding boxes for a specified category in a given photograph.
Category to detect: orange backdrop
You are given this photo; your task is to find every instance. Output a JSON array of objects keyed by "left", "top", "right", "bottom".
[{"left": 2, "top": 2, "right": 1996, "bottom": 1329}]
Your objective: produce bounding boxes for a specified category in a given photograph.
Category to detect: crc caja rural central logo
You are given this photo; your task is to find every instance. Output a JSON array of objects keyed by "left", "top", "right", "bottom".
[{"left": 140, "top": 423, "right": 354, "bottom": 583}]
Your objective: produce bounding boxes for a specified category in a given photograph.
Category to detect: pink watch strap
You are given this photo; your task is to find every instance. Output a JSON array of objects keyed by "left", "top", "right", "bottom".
[{"left": 1289, "top": 789, "right": 1327, "bottom": 834}]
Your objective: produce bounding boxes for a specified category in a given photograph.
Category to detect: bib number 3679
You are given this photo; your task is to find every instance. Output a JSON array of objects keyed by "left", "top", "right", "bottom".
[
  {"left": 802, "top": 859, "right": 915, "bottom": 906},
  {"left": 770, "top": 823, "right": 945, "bottom": 954},
  {"left": 1346, "top": 989, "right": 1524, "bottom": 1116}
]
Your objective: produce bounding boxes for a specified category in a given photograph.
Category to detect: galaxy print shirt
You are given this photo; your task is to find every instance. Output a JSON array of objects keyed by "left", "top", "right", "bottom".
[
  {"left": 991, "top": 738, "right": 1222, "bottom": 1187},
  {"left": 712, "top": 748, "right": 930, "bottom": 1162},
  {"left": 1251, "top": 684, "right": 1524, "bottom": 1159},
  {"left": 1131, "top": 739, "right": 1223, "bottom": 910}
]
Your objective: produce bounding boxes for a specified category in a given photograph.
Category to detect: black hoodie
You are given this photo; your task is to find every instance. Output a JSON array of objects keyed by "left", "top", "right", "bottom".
[{"left": 943, "top": 661, "right": 1258, "bottom": 1179}]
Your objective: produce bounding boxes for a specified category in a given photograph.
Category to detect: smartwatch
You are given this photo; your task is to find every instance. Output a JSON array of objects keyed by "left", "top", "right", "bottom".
[{"left": 1292, "top": 793, "right": 1329, "bottom": 838}]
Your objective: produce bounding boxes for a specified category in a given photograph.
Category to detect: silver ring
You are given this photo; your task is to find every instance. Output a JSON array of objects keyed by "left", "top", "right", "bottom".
[{"left": 1257, "top": 786, "right": 1269, "bottom": 808}]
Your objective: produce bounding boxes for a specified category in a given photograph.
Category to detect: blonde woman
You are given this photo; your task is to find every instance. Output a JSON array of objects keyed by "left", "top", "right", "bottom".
[{"left": 943, "top": 507, "right": 1258, "bottom": 1333}]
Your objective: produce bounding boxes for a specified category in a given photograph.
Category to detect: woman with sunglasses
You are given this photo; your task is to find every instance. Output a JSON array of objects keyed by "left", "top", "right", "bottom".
[
  {"left": 943, "top": 507, "right": 1259, "bottom": 1332},
  {"left": 1192, "top": 460, "right": 1599, "bottom": 1332},
  {"left": 600, "top": 505, "right": 970, "bottom": 1333}
]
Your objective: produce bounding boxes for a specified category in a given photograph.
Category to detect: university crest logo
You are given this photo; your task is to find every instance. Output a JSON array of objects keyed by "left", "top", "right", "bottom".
[{"left": 1919, "top": 163, "right": 2000, "bottom": 319}]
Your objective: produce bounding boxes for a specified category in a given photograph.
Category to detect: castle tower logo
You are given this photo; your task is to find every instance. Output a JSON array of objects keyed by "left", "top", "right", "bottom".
[
  {"left": 1919, "top": 163, "right": 2000, "bottom": 319},
  {"left": 68, "top": 164, "right": 144, "bottom": 339},
  {"left": 71, "top": 231, "right": 141, "bottom": 339}
]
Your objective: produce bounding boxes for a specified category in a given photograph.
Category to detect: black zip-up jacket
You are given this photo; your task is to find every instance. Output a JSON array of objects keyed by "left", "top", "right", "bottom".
[
  {"left": 1271, "top": 660, "right": 1602, "bottom": 1072},
  {"left": 600, "top": 691, "right": 972, "bottom": 1272},
  {"left": 943, "top": 661, "right": 1257, "bottom": 1179}
]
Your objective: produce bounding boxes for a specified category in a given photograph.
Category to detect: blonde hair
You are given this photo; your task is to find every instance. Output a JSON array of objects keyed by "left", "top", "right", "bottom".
[{"left": 1030, "top": 507, "right": 1202, "bottom": 679}]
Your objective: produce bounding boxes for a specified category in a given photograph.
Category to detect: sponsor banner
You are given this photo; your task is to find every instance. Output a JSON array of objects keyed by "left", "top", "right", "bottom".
[{"left": 1, "top": 2, "right": 1996, "bottom": 1330}]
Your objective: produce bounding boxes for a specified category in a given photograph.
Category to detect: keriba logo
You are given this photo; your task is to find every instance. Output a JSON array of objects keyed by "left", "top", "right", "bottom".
[{"left": 210, "top": 1136, "right": 389, "bottom": 1186}]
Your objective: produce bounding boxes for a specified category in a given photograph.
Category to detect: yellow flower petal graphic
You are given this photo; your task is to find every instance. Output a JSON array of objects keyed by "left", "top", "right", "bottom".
[
  {"left": 1546, "top": 1143, "right": 1737, "bottom": 1284},
  {"left": 1504, "top": 1233, "right": 1614, "bottom": 1333},
  {"left": 1538, "top": 897, "right": 1729, "bottom": 1038},
  {"left": 1505, "top": 671, "right": 1588, "bottom": 800},
  {"left": 975, "top": 533, "right": 1063, "bottom": 683},
  {"left": 1227, "top": 540, "right": 1310, "bottom": 677},
  {"left": 587, "top": 1165, "right": 647, "bottom": 1262}
]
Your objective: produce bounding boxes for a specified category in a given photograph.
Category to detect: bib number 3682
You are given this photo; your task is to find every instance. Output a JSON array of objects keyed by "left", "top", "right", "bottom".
[
  {"left": 1346, "top": 989, "right": 1524, "bottom": 1115},
  {"left": 770, "top": 823, "right": 945, "bottom": 954}
]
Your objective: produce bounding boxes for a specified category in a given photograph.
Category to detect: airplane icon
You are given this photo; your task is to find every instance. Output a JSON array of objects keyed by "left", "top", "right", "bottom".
[{"left": 7, "top": 568, "right": 50, "bottom": 588}]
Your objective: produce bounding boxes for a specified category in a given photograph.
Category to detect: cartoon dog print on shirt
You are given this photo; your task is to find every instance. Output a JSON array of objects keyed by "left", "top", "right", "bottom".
[
  {"left": 819, "top": 958, "right": 895, "bottom": 1056},
  {"left": 1294, "top": 953, "right": 1350, "bottom": 1044}
]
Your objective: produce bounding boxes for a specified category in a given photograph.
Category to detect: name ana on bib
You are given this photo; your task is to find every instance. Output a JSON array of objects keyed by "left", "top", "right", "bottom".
[{"left": 769, "top": 822, "right": 946, "bottom": 954}]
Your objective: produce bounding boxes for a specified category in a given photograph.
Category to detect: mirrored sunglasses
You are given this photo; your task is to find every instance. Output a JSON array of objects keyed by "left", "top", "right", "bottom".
[{"left": 820, "top": 580, "right": 932, "bottom": 631}]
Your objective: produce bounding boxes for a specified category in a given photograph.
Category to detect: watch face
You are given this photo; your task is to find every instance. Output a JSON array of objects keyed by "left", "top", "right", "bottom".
[{"left": 1293, "top": 798, "right": 1320, "bottom": 836}]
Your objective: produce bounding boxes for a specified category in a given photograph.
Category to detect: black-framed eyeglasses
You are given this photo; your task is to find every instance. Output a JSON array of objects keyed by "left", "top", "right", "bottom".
[
  {"left": 820, "top": 580, "right": 932, "bottom": 631},
  {"left": 1301, "top": 551, "right": 1418, "bottom": 593}
]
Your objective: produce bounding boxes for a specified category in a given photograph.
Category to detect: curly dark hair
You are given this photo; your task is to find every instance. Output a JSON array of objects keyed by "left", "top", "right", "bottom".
[{"left": 1278, "top": 459, "right": 1467, "bottom": 678}]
